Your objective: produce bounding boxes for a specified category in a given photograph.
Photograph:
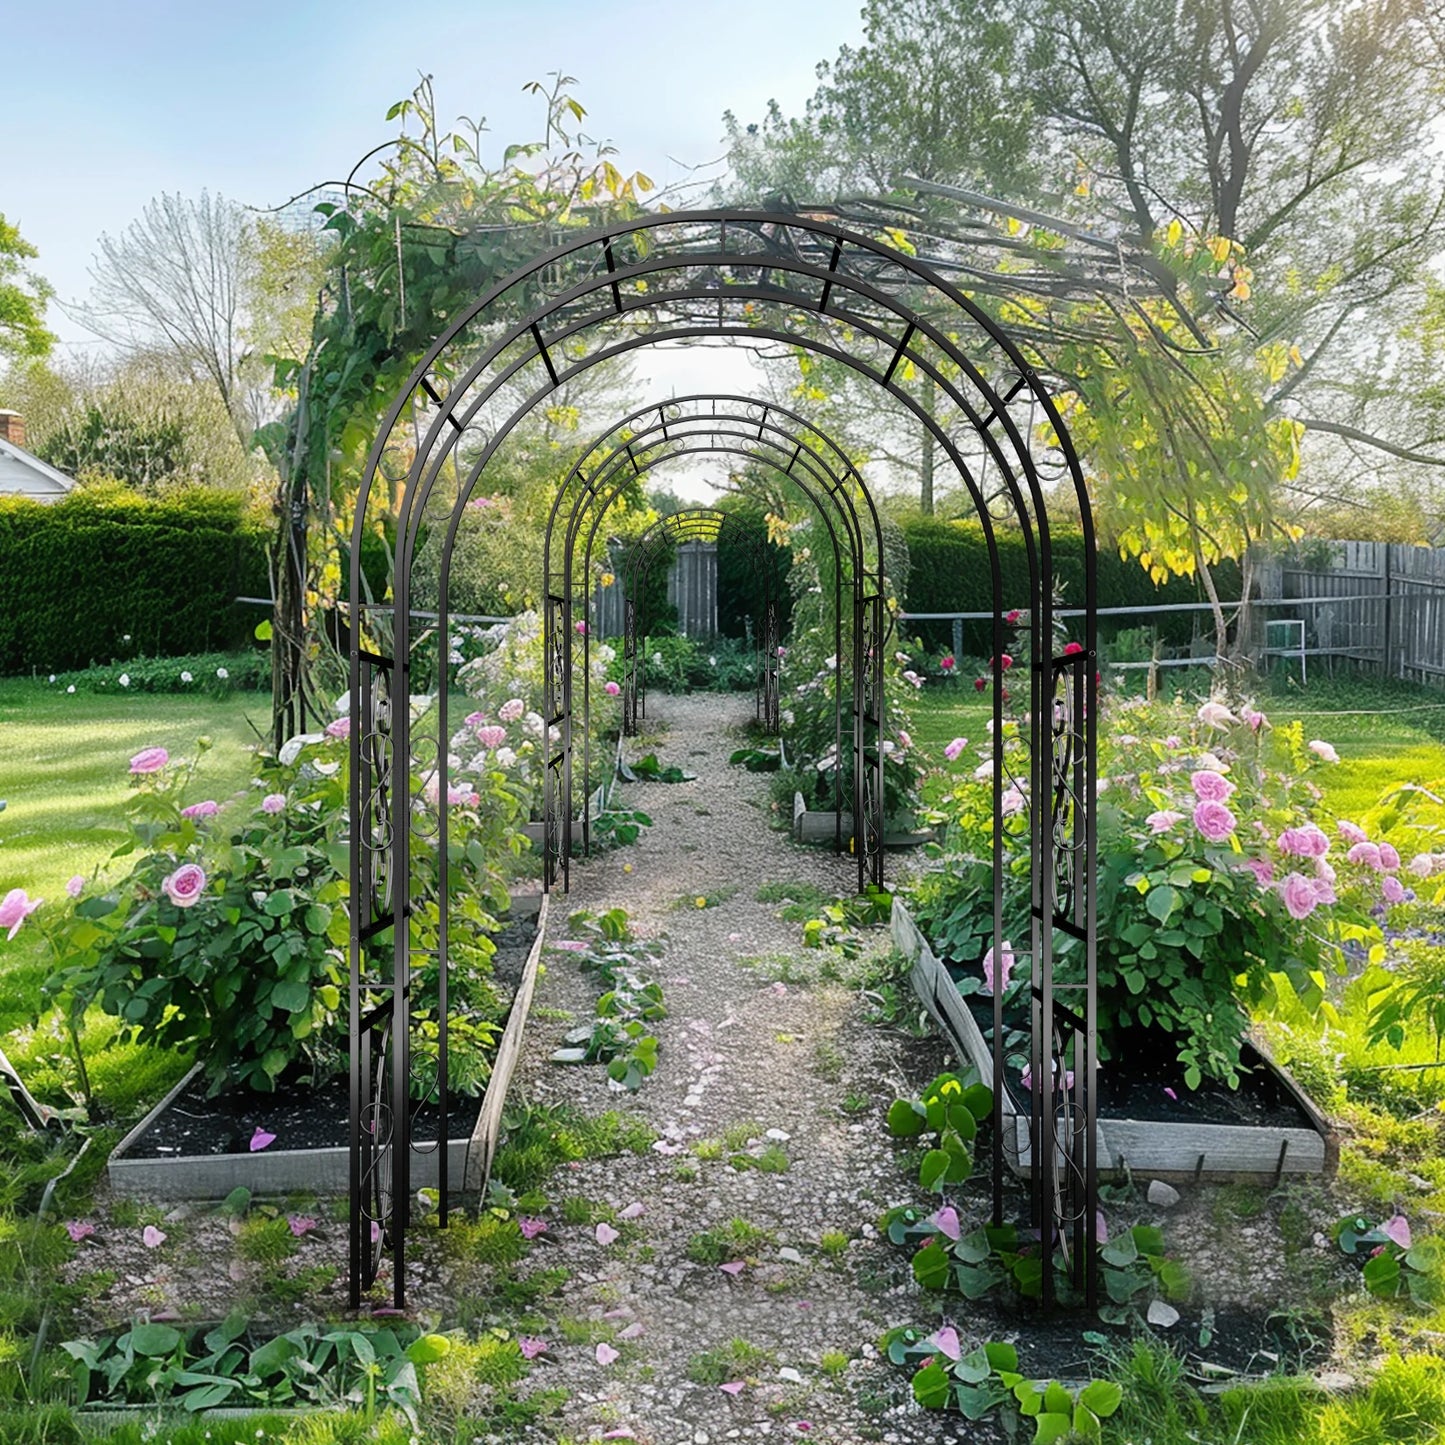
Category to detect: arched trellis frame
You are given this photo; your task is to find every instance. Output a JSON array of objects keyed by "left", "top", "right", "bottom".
[
  {"left": 543, "top": 394, "right": 893, "bottom": 891},
  {"left": 347, "top": 211, "right": 1098, "bottom": 1313}
]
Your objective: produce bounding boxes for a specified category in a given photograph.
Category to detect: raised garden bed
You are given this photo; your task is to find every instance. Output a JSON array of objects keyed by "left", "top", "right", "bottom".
[
  {"left": 892, "top": 899, "right": 1336, "bottom": 1182},
  {"left": 109, "top": 896, "right": 548, "bottom": 1200},
  {"left": 791, "top": 791, "right": 939, "bottom": 848}
]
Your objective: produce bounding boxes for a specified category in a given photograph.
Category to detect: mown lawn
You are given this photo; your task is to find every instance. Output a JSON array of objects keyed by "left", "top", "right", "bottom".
[
  {"left": 0, "top": 680, "right": 266, "bottom": 1051},
  {"left": 908, "top": 673, "right": 1445, "bottom": 834}
]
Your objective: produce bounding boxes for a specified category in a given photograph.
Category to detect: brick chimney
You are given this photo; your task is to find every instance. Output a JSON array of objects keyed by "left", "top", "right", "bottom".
[{"left": 0, "top": 411, "right": 24, "bottom": 449}]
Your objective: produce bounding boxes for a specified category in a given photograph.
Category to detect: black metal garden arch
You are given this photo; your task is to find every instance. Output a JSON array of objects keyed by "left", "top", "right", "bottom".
[{"left": 346, "top": 210, "right": 1099, "bottom": 1312}]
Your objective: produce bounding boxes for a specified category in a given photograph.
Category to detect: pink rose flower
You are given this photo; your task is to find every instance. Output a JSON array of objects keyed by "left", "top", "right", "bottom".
[
  {"left": 897, "top": 730, "right": 912, "bottom": 749},
  {"left": 129, "top": 747, "right": 169, "bottom": 775},
  {"left": 161, "top": 863, "right": 206, "bottom": 909},
  {"left": 1311, "top": 876, "right": 1337, "bottom": 906},
  {"left": 447, "top": 784, "right": 480, "bottom": 806},
  {"left": 1243, "top": 858, "right": 1274, "bottom": 887},
  {"left": 902, "top": 670, "right": 925, "bottom": 689},
  {"left": 499, "top": 699, "right": 525, "bottom": 723},
  {"left": 180, "top": 800, "right": 219, "bottom": 820},
  {"left": 1193, "top": 800, "right": 1237, "bottom": 843},
  {"left": 982, "top": 940, "right": 1015, "bottom": 994},
  {"left": 944, "top": 737, "right": 967, "bottom": 762},
  {"left": 1379, "top": 842, "right": 1401, "bottom": 871},
  {"left": 1001, "top": 786, "right": 1026, "bottom": 817},
  {"left": 66, "top": 874, "right": 86, "bottom": 898},
  {"left": 1382, "top": 875, "right": 1407, "bottom": 905},
  {"left": 1308, "top": 739, "right": 1340, "bottom": 763},
  {"left": 1241, "top": 707, "right": 1269, "bottom": 732},
  {"left": 1347, "top": 841, "right": 1383, "bottom": 871},
  {"left": 324, "top": 716, "right": 351, "bottom": 740},
  {"left": 1006, "top": 609, "right": 1021, "bottom": 624},
  {"left": 1063, "top": 641, "right": 1084, "bottom": 656},
  {"left": 604, "top": 680, "right": 621, "bottom": 696},
  {"left": 0, "top": 888, "right": 42, "bottom": 940},
  {"left": 1197, "top": 701, "right": 1236, "bottom": 729},
  {"left": 476, "top": 725, "right": 507, "bottom": 749},
  {"left": 1279, "top": 825, "right": 1329, "bottom": 859},
  {"left": 1190, "top": 769, "right": 1235, "bottom": 802},
  {"left": 464, "top": 710, "right": 486, "bottom": 727},
  {"left": 1279, "top": 872, "right": 1319, "bottom": 920},
  {"left": 1338, "top": 820, "right": 1368, "bottom": 844},
  {"left": 940, "top": 655, "right": 955, "bottom": 671},
  {"left": 261, "top": 793, "right": 286, "bottom": 814}
]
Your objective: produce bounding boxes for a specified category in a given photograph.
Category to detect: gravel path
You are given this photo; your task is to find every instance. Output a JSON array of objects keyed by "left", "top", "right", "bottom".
[{"left": 498, "top": 693, "right": 983, "bottom": 1445}]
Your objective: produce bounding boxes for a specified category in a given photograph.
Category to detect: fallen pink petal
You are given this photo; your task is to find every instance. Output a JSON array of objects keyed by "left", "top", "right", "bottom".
[
  {"left": 595, "top": 1222, "right": 620, "bottom": 1246},
  {"left": 518, "top": 1336, "right": 548, "bottom": 1359},
  {"left": 249, "top": 1126, "right": 277, "bottom": 1152},
  {"left": 618, "top": 1202, "right": 645, "bottom": 1219},
  {"left": 927, "top": 1326, "right": 962, "bottom": 1361},
  {"left": 618, "top": 1321, "right": 645, "bottom": 1339},
  {"left": 1383, "top": 1215, "right": 1412, "bottom": 1249},
  {"left": 719, "top": 1260, "right": 746, "bottom": 1276},
  {"left": 518, "top": 1217, "right": 548, "bottom": 1239},
  {"left": 929, "top": 1205, "right": 960, "bottom": 1240},
  {"left": 600, "top": 1432, "right": 634, "bottom": 1441},
  {"left": 719, "top": 1381, "right": 745, "bottom": 1395},
  {"left": 65, "top": 1220, "right": 96, "bottom": 1243},
  {"left": 142, "top": 1225, "right": 166, "bottom": 1249},
  {"left": 595, "top": 1342, "right": 620, "bottom": 1366},
  {"left": 287, "top": 1215, "right": 317, "bottom": 1237}
]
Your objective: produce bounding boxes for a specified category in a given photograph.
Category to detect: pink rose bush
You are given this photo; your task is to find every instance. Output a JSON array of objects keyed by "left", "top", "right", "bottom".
[
  {"left": 913, "top": 692, "right": 1396, "bottom": 1090},
  {"left": 16, "top": 718, "right": 524, "bottom": 1101}
]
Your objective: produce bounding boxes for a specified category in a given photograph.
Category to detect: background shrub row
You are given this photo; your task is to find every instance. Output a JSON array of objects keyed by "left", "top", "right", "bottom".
[{"left": 0, "top": 486, "right": 271, "bottom": 674}]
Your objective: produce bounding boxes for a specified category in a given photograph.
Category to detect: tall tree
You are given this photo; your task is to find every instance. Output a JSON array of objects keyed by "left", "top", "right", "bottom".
[
  {"left": 72, "top": 192, "right": 258, "bottom": 446},
  {"left": 0, "top": 214, "right": 55, "bottom": 362}
]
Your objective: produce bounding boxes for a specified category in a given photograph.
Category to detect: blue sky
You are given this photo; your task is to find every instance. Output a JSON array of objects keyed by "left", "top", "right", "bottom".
[{"left": 9, "top": 0, "right": 864, "bottom": 355}]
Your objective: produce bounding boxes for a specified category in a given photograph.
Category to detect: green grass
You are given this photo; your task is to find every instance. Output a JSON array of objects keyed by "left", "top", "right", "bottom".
[{"left": 0, "top": 678, "right": 267, "bottom": 896}]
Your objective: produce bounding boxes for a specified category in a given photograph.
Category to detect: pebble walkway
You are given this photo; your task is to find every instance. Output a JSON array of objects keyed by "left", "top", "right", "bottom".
[{"left": 500, "top": 692, "right": 986, "bottom": 1444}]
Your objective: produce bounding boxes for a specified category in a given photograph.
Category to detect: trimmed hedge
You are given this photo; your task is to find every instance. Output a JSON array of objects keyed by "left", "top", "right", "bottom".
[
  {"left": 0, "top": 486, "right": 271, "bottom": 674},
  {"left": 898, "top": 516, "right": 1241, "bottom": 653}
]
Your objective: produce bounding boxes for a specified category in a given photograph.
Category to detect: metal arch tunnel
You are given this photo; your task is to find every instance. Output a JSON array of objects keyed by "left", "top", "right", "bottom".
[{"left": 347, "top": 210, "right": 1101, "bottom": 1313}]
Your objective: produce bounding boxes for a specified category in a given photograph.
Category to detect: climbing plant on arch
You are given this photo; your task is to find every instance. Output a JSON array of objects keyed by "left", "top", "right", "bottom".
[{"left": 346, "top": 210, "right": 1100, "bottom": 1311}]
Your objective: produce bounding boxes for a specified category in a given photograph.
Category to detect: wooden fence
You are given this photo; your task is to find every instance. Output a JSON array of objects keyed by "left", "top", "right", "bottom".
[{"left": 1251, "top": 542, "right": 1445, "bottom": 688}]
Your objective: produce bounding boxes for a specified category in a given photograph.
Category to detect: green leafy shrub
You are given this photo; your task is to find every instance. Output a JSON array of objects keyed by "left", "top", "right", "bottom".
[
  {"left": 0, "top": 485, "right": 269, "bottom": 674},
  {"left": 45, "top": 650, "right": 268, "bottom": 696},
  {"left": 18, "top": 729, "right": 520, "bottom": 1096}
]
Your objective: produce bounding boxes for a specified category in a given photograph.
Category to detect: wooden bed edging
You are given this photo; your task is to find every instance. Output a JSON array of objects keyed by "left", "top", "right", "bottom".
[{"left": 464, "top": 891, "right": 550, "bottom": 1194}]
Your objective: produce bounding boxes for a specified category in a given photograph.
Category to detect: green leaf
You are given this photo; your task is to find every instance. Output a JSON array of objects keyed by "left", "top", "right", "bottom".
[
  {"left": 271, "top": 979, "right": 311, "bottom": 1014},
  {"left": 886, "top": 1098, "right": 926, "bottom": 1137},
  {"left": 911, "top": 1240, "right": 951, "bottom": 1290},
  {"left": 1146, "top": 885, "right": 1180, "bottom": 923},
  {"left": 984, "top": 1341, "right": 1019, "bottom": 1373},
  {"left": 1079, "top": 1380, "right": 1124, "bottom": 1418},
  {"left": 1043, "top": 1382, "right": 1074, "bottom": 1415},
  {"left": 912, "top": 1360, "right": 952, "bottom": 1409},
  {"left": 130, "top": 1323, "right": 182, "bottom": 1356},
  {"left": 918, "top": 1148, "right": 952, "bottom": 1192},
  {"left": 1033, "top": 1412, "right": 1074, "bottom": 1444},
  {"left": 406, "top": 1333, "right": 451, "bottom": 1365},
  {"left": 254, "top": 619, "right": 273, "bottom": 641}
]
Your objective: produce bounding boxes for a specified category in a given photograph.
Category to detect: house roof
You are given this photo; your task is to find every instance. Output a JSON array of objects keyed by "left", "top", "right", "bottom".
[{"left": 0, "top": 437, "right": 77, "bottom": 500}]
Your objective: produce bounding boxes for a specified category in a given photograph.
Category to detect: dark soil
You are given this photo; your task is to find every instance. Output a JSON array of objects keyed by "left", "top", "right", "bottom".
[
  {"left": 123, "top": 1069, "right": 480, "bottom": 1158},
  {"left": 124, "top": 910, "right": 538, "bottom": 1160},
  {"left": 955, "top": 983, "right": 1315, "bottom": 1131}
]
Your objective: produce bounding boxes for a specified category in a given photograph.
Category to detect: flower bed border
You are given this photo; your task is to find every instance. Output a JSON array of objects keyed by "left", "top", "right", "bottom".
[
  {"left": 791, "top": 791, "right": 939, "bottom": 848},
  {"left": 107, "top": 895, "right": 549, "bottom": 1201},
  {"left": 892, "top": 898, "right": 1337, "bottom": 1183}
]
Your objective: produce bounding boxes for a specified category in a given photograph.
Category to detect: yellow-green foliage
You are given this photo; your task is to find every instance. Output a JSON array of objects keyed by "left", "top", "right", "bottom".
[
  {"left": 442, "top": 1214, "right": 527, "bottom": 1266},
  {"left": 424, "top": 1336, "right": 527, "bottom": 1421}
]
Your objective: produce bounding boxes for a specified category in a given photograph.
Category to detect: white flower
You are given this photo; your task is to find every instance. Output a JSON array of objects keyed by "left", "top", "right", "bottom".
[
  {"left": 496, "top": 746, "right": 517, "bottom": 768},
  {"left": 180, "top": 671, "right": 193, "bottom": 683},
  {"left": 278, "top": 733, "right": 324, "bottom": 767},
  {"left": 824, "top": 655, "right": 837, "bottom": 670},
  {"left": 66, "top": 684, "right": 75, "bottom": 694},
  {"left": 652, "top": 652, "right": 663, "bottom": 667},
  {"left": 782, "top": 709, "right": 794, "bottom": 726},
  {"left": 119, "top": 673, "right": 130, "bottom": 688},
  {"left": 1308, "top": 739, "right": 1340, "bottom": 764},
  {"left": 48, "top": 674, "right": 55, "bottom": 683},
  {"left": 709, "top": 656, "right": 717, "bottom": 667},
  {"left": 333, "top": 690, "right": 351, "bottom": 716},
  {"left": 216, "top": 667, "right": 229, "bottom": 680},
  {"left": 973, "top": 760, "right": 994, "bottom": 781}
]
